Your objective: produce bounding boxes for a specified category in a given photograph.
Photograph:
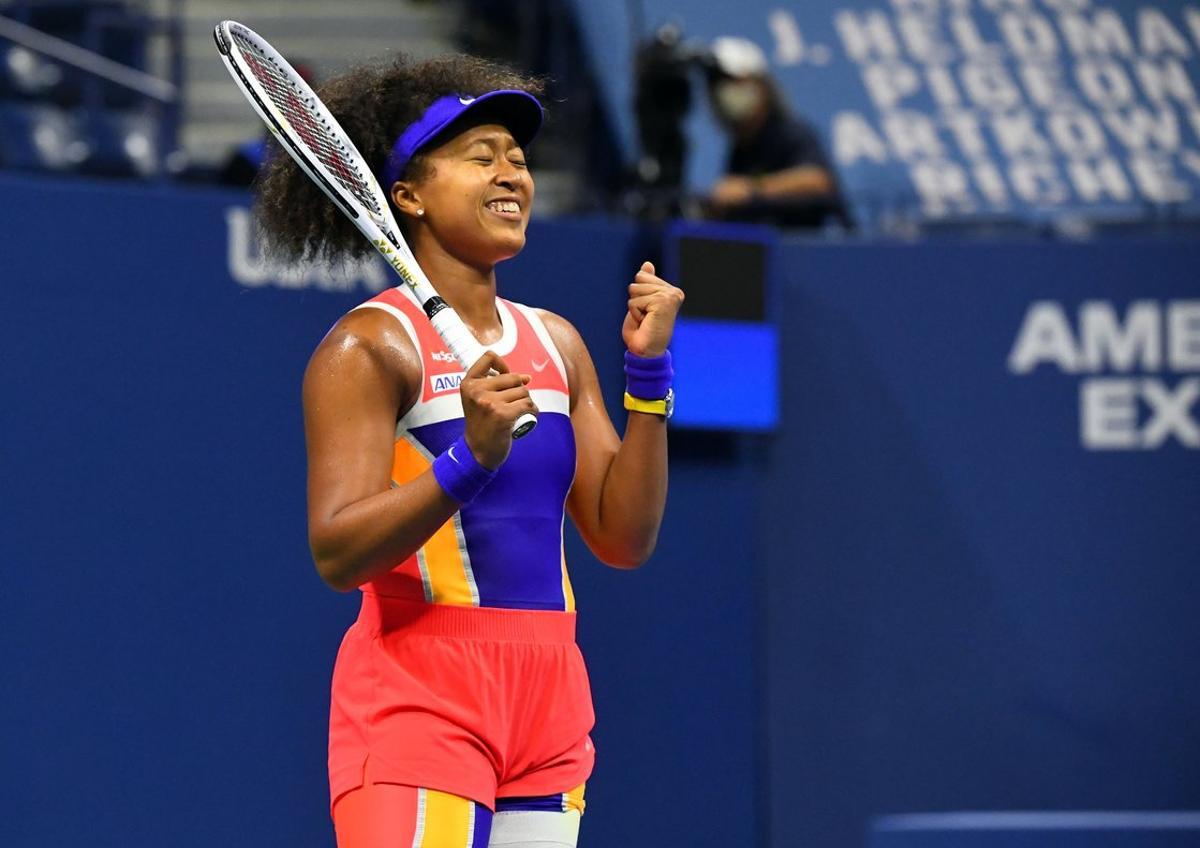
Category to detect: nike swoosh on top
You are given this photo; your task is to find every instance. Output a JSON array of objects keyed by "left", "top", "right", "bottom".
[{"left": 531, "top": 358, "right": 550, "bottom": 372}]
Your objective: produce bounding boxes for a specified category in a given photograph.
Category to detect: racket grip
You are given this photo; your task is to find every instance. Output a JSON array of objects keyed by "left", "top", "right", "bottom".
[
  {"left": 431, "top": 309, "right": 484, "bottom": 367},
  {"left": 429, "top": 308, "right": 539, "bottom": 439}
]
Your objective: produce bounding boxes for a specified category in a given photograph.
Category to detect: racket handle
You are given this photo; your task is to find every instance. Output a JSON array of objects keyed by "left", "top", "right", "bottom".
[
  {"left": 428, "top": 307, "right": 539, "bottom": 439},
  {"left": 430, "top": 307, "right": 483, "bottom": 366}
]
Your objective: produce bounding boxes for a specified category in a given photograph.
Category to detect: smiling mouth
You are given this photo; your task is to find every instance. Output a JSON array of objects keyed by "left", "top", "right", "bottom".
[{"left": 486, "top": 200, "right": 521, "bottom": 216}]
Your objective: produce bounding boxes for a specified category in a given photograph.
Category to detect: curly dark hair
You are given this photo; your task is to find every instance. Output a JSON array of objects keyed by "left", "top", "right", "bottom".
[{"left": 255, "top": 54, "right": 545, "bottom": 264}]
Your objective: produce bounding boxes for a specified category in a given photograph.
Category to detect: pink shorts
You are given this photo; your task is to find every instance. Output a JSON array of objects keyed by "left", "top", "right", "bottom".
[{"left": 328, "top": 593, "right": 595, "bottom": 814}]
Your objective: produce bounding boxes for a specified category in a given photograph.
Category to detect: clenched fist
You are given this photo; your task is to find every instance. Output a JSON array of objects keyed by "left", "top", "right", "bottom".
[{"left": 622, "top": 261, "right": 685, "bottom": 358}]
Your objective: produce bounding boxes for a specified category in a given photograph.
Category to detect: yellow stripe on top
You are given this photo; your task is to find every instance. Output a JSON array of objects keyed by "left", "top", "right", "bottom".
[
  {"left": 414, "top": 787, "right": 476, "bottom": 847},
  {"left": 560, "top": 535, "right": 576, "bottom": 612},
  {"left": 392, "top": 439, "right": 478, "bottom": 607}
]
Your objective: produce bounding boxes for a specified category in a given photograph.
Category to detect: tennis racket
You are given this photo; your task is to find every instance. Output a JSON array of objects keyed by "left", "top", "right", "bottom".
[{"left": 214, "top": 20, "right": 537, "bottom": 438}]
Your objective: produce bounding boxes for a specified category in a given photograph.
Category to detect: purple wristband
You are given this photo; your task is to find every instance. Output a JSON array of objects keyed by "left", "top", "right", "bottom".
[
  {"left": 624, "top": 350, "right": 673, "bottom": 400},
  {"left": 432, "top": 435, "right": 497, "bottom": 505}
]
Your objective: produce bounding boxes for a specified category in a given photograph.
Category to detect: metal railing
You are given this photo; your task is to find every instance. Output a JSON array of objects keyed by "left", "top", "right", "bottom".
[{"left": 0, "top": 0, "right": 184, "bottom": 177}]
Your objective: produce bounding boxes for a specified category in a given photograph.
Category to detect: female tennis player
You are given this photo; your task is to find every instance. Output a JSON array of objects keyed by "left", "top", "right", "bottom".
[{"left": 257, "top": 55, "right": 681, "bottom": 848}]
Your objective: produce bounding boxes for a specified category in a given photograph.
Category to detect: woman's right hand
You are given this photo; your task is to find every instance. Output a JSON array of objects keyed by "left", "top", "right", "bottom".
[{"left": 459, "top": 351, "right": 538, "bottom": 470}]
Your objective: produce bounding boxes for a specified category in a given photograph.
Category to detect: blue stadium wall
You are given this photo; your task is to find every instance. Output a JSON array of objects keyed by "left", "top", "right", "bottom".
[{"left": 1, "top": 174, "right": 1197, "bottom": 848}]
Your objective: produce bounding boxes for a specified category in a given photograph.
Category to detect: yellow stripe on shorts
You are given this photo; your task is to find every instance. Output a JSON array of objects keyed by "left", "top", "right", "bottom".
[
  {"left": 413, "top": 787, "right": 477, "bottom": 847},
  {"left": 563, "top": 783, "right": 586, "bottom": 815}
]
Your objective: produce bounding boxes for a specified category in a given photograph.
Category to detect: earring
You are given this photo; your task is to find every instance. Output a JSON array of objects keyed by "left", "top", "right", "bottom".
[{"left": 416, "top": 208, "right": 425, "bottom": 217}]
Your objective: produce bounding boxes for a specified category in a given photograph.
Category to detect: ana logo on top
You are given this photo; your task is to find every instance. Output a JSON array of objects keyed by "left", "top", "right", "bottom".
[{"left": 430, "top": 372, "right": 465, "bottom": 395}]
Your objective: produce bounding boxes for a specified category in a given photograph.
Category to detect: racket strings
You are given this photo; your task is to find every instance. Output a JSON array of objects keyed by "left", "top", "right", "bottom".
[{"left": 231, "top": 29, "right": 383, "bottom": 218}]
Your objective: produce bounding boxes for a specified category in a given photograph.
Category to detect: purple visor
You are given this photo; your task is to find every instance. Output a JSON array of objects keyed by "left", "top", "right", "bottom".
[{"left": 380, "top": 89, "right": 544, "bottom": 188}]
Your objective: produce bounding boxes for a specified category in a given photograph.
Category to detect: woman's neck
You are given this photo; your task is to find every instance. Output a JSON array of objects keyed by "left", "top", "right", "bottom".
[{"left": 412, "top": 238, "right": 502, "bottom": 344}]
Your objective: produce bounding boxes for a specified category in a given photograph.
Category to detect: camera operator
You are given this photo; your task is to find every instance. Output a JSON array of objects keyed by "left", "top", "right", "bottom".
[
  {"left": 704, "top": 37, "right": 849, "bottom": 229},
  {"left": 631, "top": 23, "right": 699, "bottom": 219}
]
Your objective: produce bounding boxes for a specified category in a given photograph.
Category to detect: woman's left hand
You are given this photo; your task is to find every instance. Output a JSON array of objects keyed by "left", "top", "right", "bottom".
[{"left": 622, "top": 261, "right": 685, "bottom": 358}]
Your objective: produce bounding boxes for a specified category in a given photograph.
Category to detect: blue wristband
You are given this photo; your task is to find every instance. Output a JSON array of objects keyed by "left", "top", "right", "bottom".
[
  {"left": 624, "top": 350, "right": 673, "bottom": 400},
  {"left": 432, "top": 435, "right": 497, "bottom": 505}
]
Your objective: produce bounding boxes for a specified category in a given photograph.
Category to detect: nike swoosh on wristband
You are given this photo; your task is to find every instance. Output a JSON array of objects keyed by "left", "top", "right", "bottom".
[{"left": 448, "top": 445, "right": 460, "bottom": 464}]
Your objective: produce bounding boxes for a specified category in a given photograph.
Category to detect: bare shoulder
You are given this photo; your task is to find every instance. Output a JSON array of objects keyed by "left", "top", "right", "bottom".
[
  {"left": 534, "top": 308, "right": 589, "bottom": 364},
  {"left": 534, "top": 308, "right": 601, "bottom": 409},
  {"left": 304, "top": 306, "right": 421, "bottom": 412},
  {"left": 308, "top": 306, "right": 418, "bottom": 375}
]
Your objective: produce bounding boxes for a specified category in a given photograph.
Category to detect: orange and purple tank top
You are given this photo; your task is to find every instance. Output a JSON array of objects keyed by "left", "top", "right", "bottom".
[{"left": 352, "top": 286, "right": 577, "bottom": 612}]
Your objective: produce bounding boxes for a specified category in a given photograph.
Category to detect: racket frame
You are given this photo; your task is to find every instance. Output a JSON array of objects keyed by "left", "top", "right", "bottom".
[{"left": 214, "top": 20, "right": 537, "bottom": 438}]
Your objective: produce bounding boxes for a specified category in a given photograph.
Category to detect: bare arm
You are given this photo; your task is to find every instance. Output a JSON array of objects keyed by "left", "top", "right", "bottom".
[
  {"left": 757, "top": 163, "right": 835, "bottom": 199},
  {"left": 540, "top": 261, "right": 684, "bottom": 569},
  {"left": 303, "top": 309, "right": 458, "bottom": 591},
  {"left": 304, "top": 309, "right": 536, "bottom": 591},
  {"left": 543, "top": 313, "right": 665, "bottom": 568},
  {"left": 711, "top": 164, "right": 835, "bottom": 209}
]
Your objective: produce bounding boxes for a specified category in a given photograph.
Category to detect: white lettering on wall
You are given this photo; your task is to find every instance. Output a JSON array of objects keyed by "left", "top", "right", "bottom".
[
  {"left": 1011, "top": 300, "right": 1200, "bottom": 450},
  {"left": 817, "top": 1, "right": 1200, "bottom": 216},
  {"left": 225, "top": 207, "right": 388, "bottom": 293}
]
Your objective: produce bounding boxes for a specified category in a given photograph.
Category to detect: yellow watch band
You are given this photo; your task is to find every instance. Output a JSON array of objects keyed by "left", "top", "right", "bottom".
[{"left": 624, "top": 391, "right": 668, "bottom": 416}]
